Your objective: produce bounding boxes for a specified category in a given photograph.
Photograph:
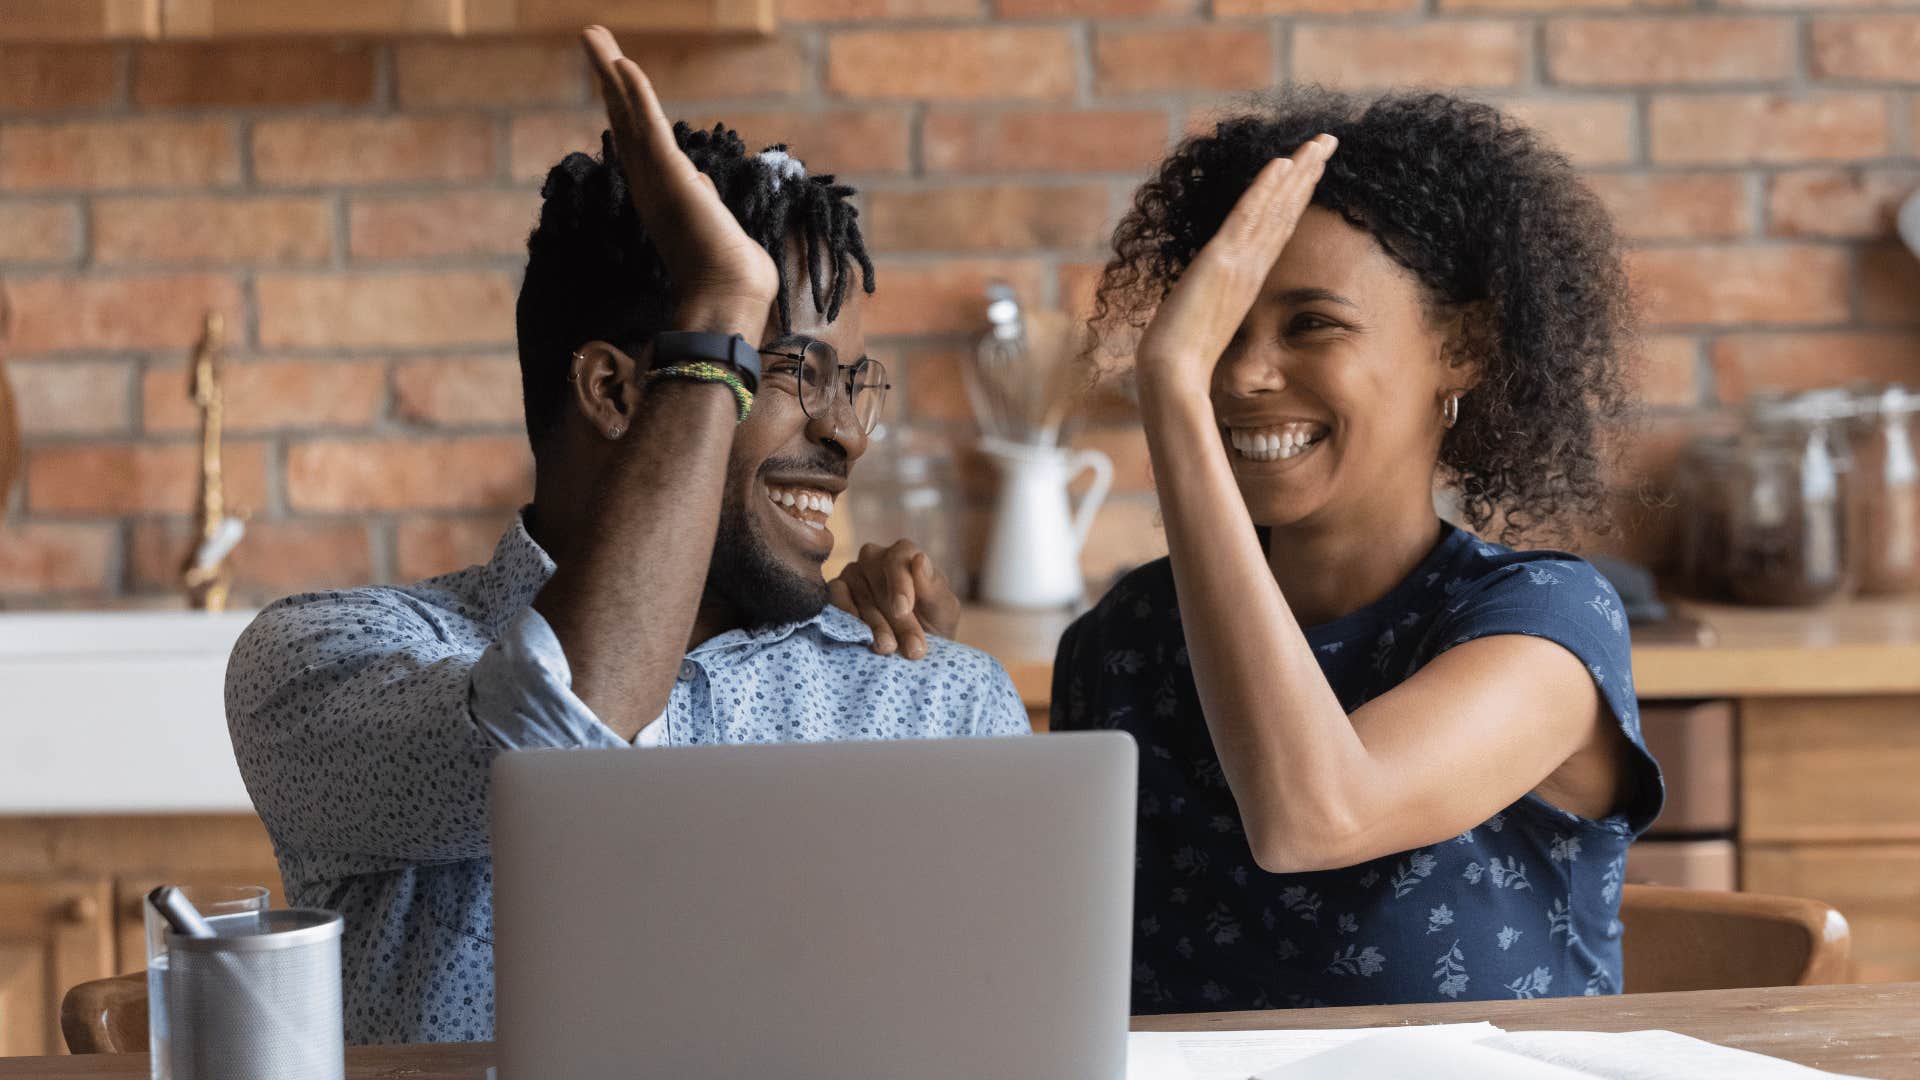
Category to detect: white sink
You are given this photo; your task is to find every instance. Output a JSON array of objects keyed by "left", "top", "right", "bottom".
[{"left": 0, "top": 611, "right": 260, "bottom": 814}]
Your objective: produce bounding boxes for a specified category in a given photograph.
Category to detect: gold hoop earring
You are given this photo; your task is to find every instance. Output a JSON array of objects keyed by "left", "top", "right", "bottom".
[
  {"left": 567, "top": 351, "right": 585, "bottom": 382},
  {"left": 1443, "top": 392, "right": 1461, "bottom": 429}
]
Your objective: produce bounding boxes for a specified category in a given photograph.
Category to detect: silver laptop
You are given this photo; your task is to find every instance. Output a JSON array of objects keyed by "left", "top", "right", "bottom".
[{"left": 491, "top": 732, "right": 1136, "bottom": 1079}]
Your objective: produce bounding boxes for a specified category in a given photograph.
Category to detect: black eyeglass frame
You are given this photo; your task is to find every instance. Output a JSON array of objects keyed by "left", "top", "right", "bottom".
[{"left": 756, "top": 340, "right": 891, "bottom": 435}]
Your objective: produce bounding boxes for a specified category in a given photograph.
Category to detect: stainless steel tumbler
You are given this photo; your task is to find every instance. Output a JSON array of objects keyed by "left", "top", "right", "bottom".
[{"left": 164, "top": 909, "right": 345, "bottom": 1080}]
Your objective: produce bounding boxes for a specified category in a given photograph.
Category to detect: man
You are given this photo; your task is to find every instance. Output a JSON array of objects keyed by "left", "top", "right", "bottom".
[{"left": 227, "top": 29, "right": 1026, "bottom": 1046}]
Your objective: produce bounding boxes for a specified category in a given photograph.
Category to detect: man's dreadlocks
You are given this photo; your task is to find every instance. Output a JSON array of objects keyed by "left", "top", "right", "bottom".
[{"left": 515, "top": 124, "right": 876, "bottom": 450}]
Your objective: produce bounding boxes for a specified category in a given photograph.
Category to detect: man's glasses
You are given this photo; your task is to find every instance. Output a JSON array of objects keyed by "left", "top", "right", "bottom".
[{"left": 756, "top": 340, "right": 890, "bottom": 435}]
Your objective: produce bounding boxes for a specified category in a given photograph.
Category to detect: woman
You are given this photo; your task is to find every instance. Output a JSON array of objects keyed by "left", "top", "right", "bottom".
[{"left": 836, "top": 89, "right": 1663, "bottom": 1011}]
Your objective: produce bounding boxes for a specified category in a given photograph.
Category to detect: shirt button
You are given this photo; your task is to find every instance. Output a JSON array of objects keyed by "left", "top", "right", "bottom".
[{"left": 678, "top": 660, "right": 697, "bottom": 681}]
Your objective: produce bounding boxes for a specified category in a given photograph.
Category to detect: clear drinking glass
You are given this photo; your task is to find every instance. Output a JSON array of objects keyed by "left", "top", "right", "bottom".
[{"left": 146, "top": 884, "right": 269, "bottom": 1080}]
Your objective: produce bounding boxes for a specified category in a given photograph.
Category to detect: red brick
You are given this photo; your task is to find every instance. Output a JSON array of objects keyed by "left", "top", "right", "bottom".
[
  {"left": 924, "top": 108, "right": 1166, "bottom": 175},
  {"left": 395, "top": 41, "right": 584, "bottom": 107},
  {"left": 1584, "top": 173, "right": 1749, "bottom": 241},
  {"left": 1058, "top": 261, "right": 1107, "bottom": 319},
  {"left": 508, "top": 111, "right": 614, "bottom": 183},
  {"left": 286, "top": 436, "right": 531, "bottom": 512},
  {"left": 782, "top": 0, "right": 980, "bottom": 16},
  {"left": 865, "top": 184, "right": 1110, "bottom": 252},
  {"left": 395, "top": 514, "right": 511, "bottom": 581},
  {"left": 1218, "top": 0, "right": 1413, "bottom": 11},
  {"left": 827, "top": 28, "right": 1077, "bottom": 101},
  {"left": 0, "top": 523, "right": 114, "bottom": 595},
  {"left": 252, "top": 116, "right": 493, "bottom": 187},
  {"left": 6, "top": 359, "right": 134, "bottom": 435},
  {"left": 1293, "top": 22, "right": 1525, "bottom": 90},
  {"left": 1094, "top": 26, "right": 1271, "bottom": 96},
  {"left": 348, "top": 192, "right": 533, "bottom": 261},
  {"left": 613, "top": 38, "right": 810, "bottom": 101},
  {"left": 1072, "top": 425, "right": 1151, "bottom": 493},
  {"left": 0, "top": 45, "right": 119, "bottom": 110},
  {"left": 508, "top": 108, "right": 912, "bottom": 182},
  {"left": 1546, "top": 17, "right": 1793, "bottom": 87},
  {"left": 1710, "top": 333, "right": 1920, "bottom": 402},
  {"left": 1860, "top": 243, "right": 1920, "bottom": 328},
  {"left": 1628, "top": 246, "right": 1851, "bottom": 327},
  {"left": 1650, "top": 94, "right": 1889, "bottom": 165},
  {"left": 687, "top": 109, "right": 913, "bottom": 175},
  {"left": 1497, "top": 99, "right": 1637, "bottom": 167},
  {"left": 1634, "top": 335, "right": 1699, "bottom": 407},
  {"left": 142, "top": 360, "right": 387, "bottom": 434},
  {"left": 0, "top": 201, "right": 78, "bottom": 262},
  {"left": 897, "top": 341, "right": 973, "bottom": 424},
  {"left": 26, "top": 441, "right": 268, "bottom": 515},
  {"left": 132, "top": 42, "right": 375, "bottom": 107},
  {"left": 92, "top": 196, "right": 332, "bottom": 265},
  {"left": 1721, "top": 0, "right": 1920, "bottom": 7},
  {"left": 4, "top": 274, "right": 241, "bottom": 355},
  {"left": 866, "top": 259, "right": 1048, "bottom": 336},
  {"left": 0, "top": 119, "right": 238, "bottom": 192},
  {"left": 1767, "top": 168, "right": 1920, "bottom": 239},
  {"left": 256, "top": 271, "right": 517, "bottom": 350},
  {"left": 129, "top": 518, "right": 373, "bottom": 594},
  {"left": 1443, "top": 0, "right": 1688, "bottom": 7},
  {"left": 1001, "top": 0, "right": 1194, "bottom": 14},
  {"left": 1810, "top": 16, "right": 1920, "bottom": 83},
  {"left": 392, "top": 355, "right": 525, "bottom": 427}
]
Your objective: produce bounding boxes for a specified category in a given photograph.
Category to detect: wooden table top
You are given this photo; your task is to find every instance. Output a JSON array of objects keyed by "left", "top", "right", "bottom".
[
  {"left": 959, "top": 596, "right": 1920, "bottom": 707},
  {"left": 4, "top": 982, "right": 1914, "bottom": 1077}
]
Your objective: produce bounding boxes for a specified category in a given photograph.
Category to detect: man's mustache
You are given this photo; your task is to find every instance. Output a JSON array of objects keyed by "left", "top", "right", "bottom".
[{"left": 758, "top": 452, "right": 849, "bottom": 481}]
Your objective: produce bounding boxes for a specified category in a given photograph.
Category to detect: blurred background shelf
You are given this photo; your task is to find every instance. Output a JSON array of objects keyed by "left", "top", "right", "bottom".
[{"left": 0, "top": 0, "right": 774, "bottom": 42}]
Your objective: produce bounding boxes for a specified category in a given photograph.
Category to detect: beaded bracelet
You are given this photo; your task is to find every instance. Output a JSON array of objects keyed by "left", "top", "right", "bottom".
[{"left": 643, "top": 361, "right": 754, "bottom": 422}]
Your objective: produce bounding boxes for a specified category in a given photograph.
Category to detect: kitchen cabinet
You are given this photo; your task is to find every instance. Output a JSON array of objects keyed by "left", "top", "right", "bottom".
[
  {"left": 0, "top": 0, "right": 772, "bottom": 41},
  {"left": 466, "top": 0, "right": 773, "bottom": 34},
  {"left": 0, "top": 0, "right": 157, "bottom": 41},
  {"left": 161, "top": 0, "right": 460, "bottom": 37},
  {"left": 1745, "top": 843, "right": 1920, "bottom": 985},
  {"left": 0, "top": 879, "right": 114, "bottom": 1057}
]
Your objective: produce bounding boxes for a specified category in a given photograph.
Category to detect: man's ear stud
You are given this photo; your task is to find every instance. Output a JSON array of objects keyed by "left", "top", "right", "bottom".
[{"left": 608, "top": 425, "right": 624, "bottom": 439}]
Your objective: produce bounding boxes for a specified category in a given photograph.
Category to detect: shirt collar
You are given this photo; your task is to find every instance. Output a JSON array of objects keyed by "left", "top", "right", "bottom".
[
  {"left": 484, "top": 509, "right": 876, "bottom": 652},
  {"left": 481, "top": 509, "right": 558, "bottom": 626}
]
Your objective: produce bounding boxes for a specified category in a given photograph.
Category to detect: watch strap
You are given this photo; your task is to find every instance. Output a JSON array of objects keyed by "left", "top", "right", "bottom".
[{"left": 652, "top": 331, "right": 761, "bottom": 393}]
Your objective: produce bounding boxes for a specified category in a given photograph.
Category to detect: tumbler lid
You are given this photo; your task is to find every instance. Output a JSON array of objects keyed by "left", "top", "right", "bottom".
[{"left": 167, "top": 908, "right": 341, "bottom": 953}]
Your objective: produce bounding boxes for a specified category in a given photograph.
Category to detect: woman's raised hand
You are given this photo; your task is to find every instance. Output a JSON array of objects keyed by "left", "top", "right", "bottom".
[
  {"left": 829, "top": 540, "right": 961, "bottom": 659},
  {"left": 1134, "top": 134, "right": 1337, "bottom": 399},
  {"left": 580, "top": 26, "right": 778, "bottom": 324}
]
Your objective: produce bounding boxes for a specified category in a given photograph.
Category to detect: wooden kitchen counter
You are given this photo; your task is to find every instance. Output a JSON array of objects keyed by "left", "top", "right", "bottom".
[
  {"left": 2, "top": 983, "right": 1914, "bottom": 1078},
  {"left": 960, "top": 596, "right": 1920, "bottom": 710}
]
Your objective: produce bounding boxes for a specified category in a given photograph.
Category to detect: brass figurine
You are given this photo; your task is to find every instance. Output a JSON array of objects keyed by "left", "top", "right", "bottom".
[{"left": 182, "top": 312, "right": 245, "bottom": 611}]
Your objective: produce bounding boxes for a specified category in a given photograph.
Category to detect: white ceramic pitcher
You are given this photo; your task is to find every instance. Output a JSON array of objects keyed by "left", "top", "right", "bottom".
[{"left": 978, "top": 436, "right": 1113, "bottom": 609}]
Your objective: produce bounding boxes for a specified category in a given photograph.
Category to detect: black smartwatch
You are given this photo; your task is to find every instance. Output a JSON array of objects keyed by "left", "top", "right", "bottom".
[{"left": 651, "top": 331, "right": 761, "bottom": 393}]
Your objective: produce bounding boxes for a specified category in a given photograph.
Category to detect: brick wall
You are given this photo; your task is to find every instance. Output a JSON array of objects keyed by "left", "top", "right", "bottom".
[{"left": 1, "top": 1, "right": 1917, "bottom": 608}]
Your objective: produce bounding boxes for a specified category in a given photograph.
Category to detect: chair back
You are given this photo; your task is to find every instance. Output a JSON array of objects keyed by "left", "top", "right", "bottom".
[
  {"left": 60, "top": 972, "right": 148, "bottom": 1054},
  {"left": 1621, "top": 883, "right": 1850, "bottom": 993}
]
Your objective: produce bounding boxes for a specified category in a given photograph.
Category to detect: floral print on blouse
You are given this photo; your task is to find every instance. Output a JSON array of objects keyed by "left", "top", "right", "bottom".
[{"left": 1051, "top": 522, "right": 1664, "bottom": 1014}]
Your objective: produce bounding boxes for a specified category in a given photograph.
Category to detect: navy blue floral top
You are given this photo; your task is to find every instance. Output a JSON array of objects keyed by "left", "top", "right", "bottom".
[{"left": 1052, "top": 522, "right": 1664, "bottom": 1013}]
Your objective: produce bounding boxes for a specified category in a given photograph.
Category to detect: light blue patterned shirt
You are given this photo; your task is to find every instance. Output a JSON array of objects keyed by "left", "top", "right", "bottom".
[{"left": 226, "top": 513, "right": 1029, "bottom": 1045}]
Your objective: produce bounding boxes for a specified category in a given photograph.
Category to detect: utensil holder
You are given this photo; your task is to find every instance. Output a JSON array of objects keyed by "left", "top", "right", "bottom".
[{"left": 165, "top": 909, "right": 344, "bottom": 1080}]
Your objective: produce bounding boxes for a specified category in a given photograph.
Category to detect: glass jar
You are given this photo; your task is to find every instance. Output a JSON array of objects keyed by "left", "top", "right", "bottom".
[
  {"left": 1676, "top": 435, "right": 1740, "bottom": 601},
  {"left": 1848, "top": 385, "right": 1920, "bottom": 595},
  {"left": 846, "top": 423, "right": 970, "bottom": 599},
  {"left": 1715, "top": 391, "right": 1855, "bottom": 606}
]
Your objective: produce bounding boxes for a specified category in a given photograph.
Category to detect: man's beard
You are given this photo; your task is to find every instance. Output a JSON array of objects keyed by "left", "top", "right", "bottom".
[{"left": 703, "top": 473, "right": 832, "bottom": 631}]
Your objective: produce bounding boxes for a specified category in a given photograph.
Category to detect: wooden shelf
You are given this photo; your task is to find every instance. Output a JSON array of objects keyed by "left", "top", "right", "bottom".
[{"left": 0, "top": 0, "right": 773, "bottom": 41}]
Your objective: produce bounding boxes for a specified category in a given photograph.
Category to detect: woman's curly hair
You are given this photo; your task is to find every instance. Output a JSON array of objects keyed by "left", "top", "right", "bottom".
[{"left": 1094, "top": 89, "right": 1636, "bottom": 543}]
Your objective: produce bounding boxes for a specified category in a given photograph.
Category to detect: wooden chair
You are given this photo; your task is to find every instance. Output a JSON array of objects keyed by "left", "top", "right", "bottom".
[
  {"left": 60, "top": 972, "right": 148, "bottom": 1054},
  {"left": 1621, "top": 883, "right": 1851, "bottom": 993}
]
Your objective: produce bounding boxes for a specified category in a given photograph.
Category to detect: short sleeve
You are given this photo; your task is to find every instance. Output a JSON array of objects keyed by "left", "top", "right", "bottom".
[{"left": 1429, "top": 557, "right": 1665, "bottom": 835}]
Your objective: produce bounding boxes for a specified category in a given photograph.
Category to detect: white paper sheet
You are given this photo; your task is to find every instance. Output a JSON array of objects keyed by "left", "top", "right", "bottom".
[
  {"left": 1125, "top": 1022, "right": 1503, "bottom": 1080},
  {"left": 1482, "top": 1029, "right": 1869, "bottom": 1080}
]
